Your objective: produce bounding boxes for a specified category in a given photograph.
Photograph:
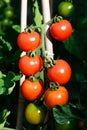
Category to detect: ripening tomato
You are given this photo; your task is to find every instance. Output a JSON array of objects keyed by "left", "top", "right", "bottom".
[
  {"left": 20, "top": 79, "right": 44, "bottom": 101},
  {"left": 44, "top": 86, "right": 69, "bottom": 108},
  {"left": 18, "top": 55, "right": 43, "bottom": 76},
  {"left": 50, "top": 20, "right": 72, "bottom": 41},
  {"left": 17, "top": 31, "right": 41, "bottom": 52},
  {"left": 47, "top": 59, "right": 72, "bottom": 85},
  {"left": 25, "top": 103, "right": 46, "bottom": 124}
]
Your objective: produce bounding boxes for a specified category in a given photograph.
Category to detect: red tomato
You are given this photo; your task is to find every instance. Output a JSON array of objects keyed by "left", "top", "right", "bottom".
[
  {"left": 17, "top": 31, "right": 41, "bottom": 52},
  {"left": 44, "top": 86, "right": 69, "bottom": 108},
  {"left": 18, "top": 55, "right": 43, "bottom": 76},
  {"left": 50, "top": 20, "right": 72, "bottom": 41},
  {"left": 20, "top": 79, "right": 44, "bottom": 101},
  {"left": 47, "top": 59, "right": 72, "bottom": 85}
]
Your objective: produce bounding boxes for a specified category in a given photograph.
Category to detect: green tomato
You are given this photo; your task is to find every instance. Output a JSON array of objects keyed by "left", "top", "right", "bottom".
[
  {"left": 25, "top": 103, "right": 46, "bottom": 125},
  {"left": 4, "top": 7, "right": 14, "bottom": 18},
  {"left": 58, "top": 1, "right": 75, "bottom": 17},
  {"left": 55, "top": 120, "right": 77, "bottom": 130},
  {"left": 2, "top": 18, "right": 13, "bottom": 26}
]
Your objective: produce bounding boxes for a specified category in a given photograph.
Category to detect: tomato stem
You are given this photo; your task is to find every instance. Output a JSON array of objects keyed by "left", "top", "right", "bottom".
[
  {"left": 27, "top": 51, "right": 36, "bottom": 57},
  {"left": 44, "top": 16, "right": 63, "bottom": 26},
  {"left": 24, "top": 16, "right": 63, "bottom": 33},
  {"left": 24, "top": 24, "right": 41, "bottom": 33},
  {"left": 44, "top": 56, "right": 56, "bottom": 68},
  {"left": 29, "top": 75, "right": 39, "bottom": 82},
  {"left": 50, "top": 82, "right": 59, "bottom": 90}
]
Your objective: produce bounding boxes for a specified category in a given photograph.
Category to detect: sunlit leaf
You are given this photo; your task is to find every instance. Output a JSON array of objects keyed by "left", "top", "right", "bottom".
[
  {"left": 0, "top": 36, "right": 12, "bottom": 51},
  {"left": 12, "top": 25, "right": 20, "bottom": 33},
  {"left": 0, "top": 109, "right": 10, "bottom": 129},
  {"left": 31, "top": 0, "right": 42, "bottom": 26},
  {"left": 0, "top": 71, "right": 17, "bottom": 95}
]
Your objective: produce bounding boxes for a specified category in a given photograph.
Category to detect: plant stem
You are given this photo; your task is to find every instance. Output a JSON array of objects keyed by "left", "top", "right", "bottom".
[
  {"left": 38, "top": 24, "right": 46, "bottom": 83},
  {"left": 40, "top": 24, "right": 46, "bottom": 56}
]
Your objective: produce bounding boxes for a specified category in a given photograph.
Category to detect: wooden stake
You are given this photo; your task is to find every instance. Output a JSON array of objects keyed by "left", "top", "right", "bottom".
[
  {"left": 41, "top": 1, "right": 54, "bottom": 130},
  {"left": 50, "top": 0, "right": 53, "bottom": 17},
  {"left": 16, "top": 0, "right": 28, "bottom": 129},
  {"left": 41, "top": 0, "right": 54, "bottom": 59}
]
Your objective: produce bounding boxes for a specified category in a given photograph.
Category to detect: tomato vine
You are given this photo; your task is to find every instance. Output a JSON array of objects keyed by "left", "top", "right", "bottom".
[{"left": 0, "top": 0, "right": 87, "bottom": 130}]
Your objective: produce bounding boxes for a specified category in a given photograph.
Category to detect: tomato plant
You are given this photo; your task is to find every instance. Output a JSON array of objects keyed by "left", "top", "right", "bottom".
[
  {"left": 57, "top": 1, "right": 75, "bottom": 18},
  {"left": 17, "top": 31, "right": 41, "bottom": 52},
  {"left": 18, "top": 54, "right": 43, "bottom": 76},
  {"left": 47, "top": 59, "right": 72, "bottom": 85},
  {"left": 50, "top": 19, "right": 72, "bottom": 41},
  {"left": 25, "top": 103, "right": 46, "bottom": 125},
  {"left": 1, "top": 0, "right": 87, "bottom": 129},
  {"left": 20, "top": 79, "right": 44, "bottom": 101},
  {"left": 44, "top": 86, "right": 69, "bottom": 108}
]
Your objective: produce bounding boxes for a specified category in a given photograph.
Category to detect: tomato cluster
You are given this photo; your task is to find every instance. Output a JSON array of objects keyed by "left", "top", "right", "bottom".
[
  {"left": 17, "top": 30, "right": 45, "bottom": 124},
  {"left": 17, "top": 15, "right": 72, "bottom": 125}
]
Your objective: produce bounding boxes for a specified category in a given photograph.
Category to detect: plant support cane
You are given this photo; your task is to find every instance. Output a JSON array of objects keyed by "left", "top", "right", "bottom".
[
  {"left": 41, "top": 0, "right": 54, "bottom": 130},
  {"left": 41, "top": 0, "right": 54, "bottom": 59},
  {"left": 16, "top": 0, "right": 28, "bottom": 129}
]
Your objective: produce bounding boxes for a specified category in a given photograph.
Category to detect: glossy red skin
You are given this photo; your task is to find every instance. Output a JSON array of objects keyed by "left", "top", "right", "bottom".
[
  {"left": 17, "top": 31, "right": 41, "bottom": 52},
  {"left": 47, "top": 59, "right": 72, "bottom": 85},
  {"left": 44, "top": 86, "right": 69, "bottom": 108},
  {"left": 21, "top": 79, "right": 44, "bottom": 101},
  {"left": 50, "top": 20, "right": 72, "bottom": 41},
  {"left": 18, "top": 55, "right": 43, "bottom": 76}
]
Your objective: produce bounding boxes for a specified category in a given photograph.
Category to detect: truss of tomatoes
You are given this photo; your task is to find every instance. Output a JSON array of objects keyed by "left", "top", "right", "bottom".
[{"left": 17, "top": 18, "right": 72, "bottom": 124}]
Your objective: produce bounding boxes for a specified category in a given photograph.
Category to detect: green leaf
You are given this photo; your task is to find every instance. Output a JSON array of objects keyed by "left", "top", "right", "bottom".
[
  {"left": 31, "top": 0, "right": 42, "bottom": 26},
  {"left": 12, "top": 74, "right": 22, "bottom": 81},
  {"left": 0, "top": 36, "right": 12, "bottom": 51},
  {"left": 0, "top": 71, "right": 17, "bottom": 95},
  {"left": 52, "top": 104, "right": 75, "bottom": 125},
  {"left": 0, "top": 109, "right": 10, "bottom": 129},
  {"left": 63, "top": 30, "right": 87, "bottom": 60},
  {"left": 12, "top": 25, "right": 20, "bottom": 33}
]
